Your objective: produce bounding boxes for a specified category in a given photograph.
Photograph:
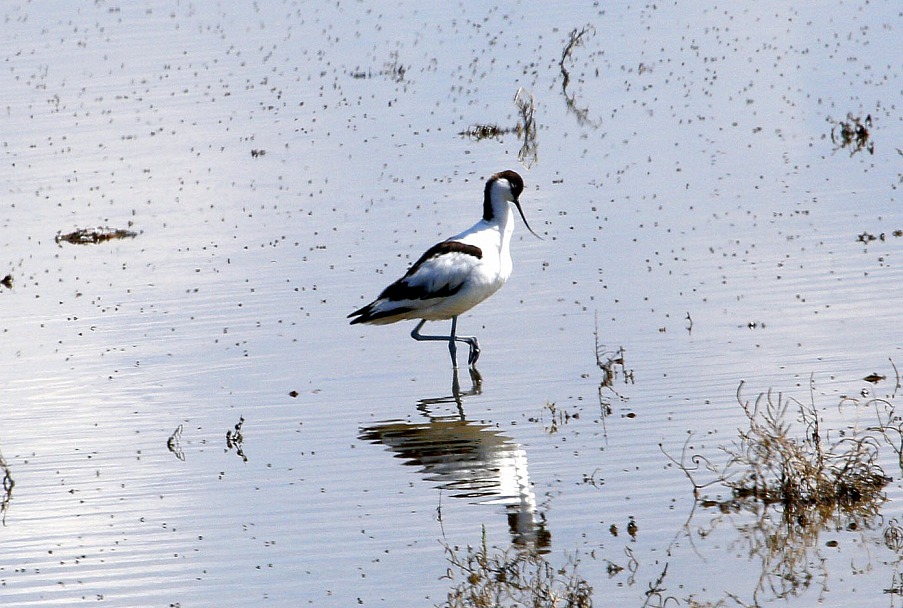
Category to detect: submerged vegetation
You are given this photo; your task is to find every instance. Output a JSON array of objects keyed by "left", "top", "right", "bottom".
[
  {"left": 350, "top": 50, "right": 408, "bottom": 83},
  {"left": 663, "top": 374, "right": 901, "bottom": 604},
  {"left": 667, "top": 380, "right": 891, "bottom": 524},
  {"left": 440, "top": 527, "right": 592, "bottom": 608},
  {"left": 593, "top": 313, "right": 632, "bottom": 433},
  {"left": 830, "top": 113, "right": 874, "bottom": 156},
  {"left": 0, "top": 448, "right": 12, "bottom": 526},
  {"left": 460, "top": 87, "right": 538, "bottom": 168},
  {"left": 558, "top": 25, "right": 602, "bottom": 128}
]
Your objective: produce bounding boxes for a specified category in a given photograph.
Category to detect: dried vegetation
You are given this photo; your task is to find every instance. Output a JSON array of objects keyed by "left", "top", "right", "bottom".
[
  {"left": 559, "top": 25, "right": 602, "bottom": 128},
  {"left": 55, "top": 226, "right": 138, "bottom": 245},
  {"left": 667, "top": 379, "right": 892, "bottom": 522},
  {"left": 440, "top": 527, "right": 592, "bottom": 608},
  {"left": 663, "top": 371, "right": 903, "bottom": 604},
  {"left": 0, "top": 449, "right": 12, "bottom": 526},
  {"left": 460, "top": 87, "right": 538, "bottom": 168},
  {"left": 830, "top": 112, "right": 874, "bottom": 156}
]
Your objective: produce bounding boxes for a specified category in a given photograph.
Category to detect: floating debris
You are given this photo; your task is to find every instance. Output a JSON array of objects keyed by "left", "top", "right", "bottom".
[
  {"left": 830, "top": 113, "right": 874, "bottom": 156},
  {"left": 250, "top": 149, "right": 266, "bottom": 157},
  {"left": 459, "top": 123, "right": 509, "bottom": 140},
  {"left": 0, "top": 274, "right": 11, "bottom": 289},
  {"left": 349, "top": 51, "right": 408, "bottom": 83},
  {"left": 513, "top": 87, "right": 538, "bottom": 168},
  {"left": 459, "top": 88, "right": 538, "bottom": 168},
  {"left": 55, "top": 226, "right": 138, "bottom": 245},
  {"left": 594, "top": 312, "right": 631, "bottom": 425},
  {"left": 856, "top": 230, "right": 903, "bottom": 243},
  {"left": 559, "top": 25, "right": 602, "bottom": 128},
  {"left": 382, "top": 51, "right": 407, "bottom": 83},
  {"left": 857, "top": 231, "right": 882, "bottom": 243},
  {"left": 226, "top": 416, "right": 247, "bottom": 462},
  {"left": 0, "top": 449, "right": 13, "bottom": 526},
  {"left": 166, "top": 425, "right": 185, "bottom": 461}
]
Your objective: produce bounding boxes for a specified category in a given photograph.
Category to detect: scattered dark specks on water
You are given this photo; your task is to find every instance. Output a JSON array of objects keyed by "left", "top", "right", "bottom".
[
  {"left": 0, "top": 274, "right": 11, "bottom": 289},
  {"left": 857, "top": 231, "right": 884, "bottom": 243},
  {"left": 863, "top": 373, "right": 885, "bottom": 384},
  {"left": 251, "top": 149, "right": 266, "bottom": 157},
  {"left": 349, "top": 51, "right": 408, "bottom": 83},
  {"left": 288, "top": 390, "right": 299, "bottom": 398},
  {"left": 55, "top": 226, "right": 139, "bottom": 245}
]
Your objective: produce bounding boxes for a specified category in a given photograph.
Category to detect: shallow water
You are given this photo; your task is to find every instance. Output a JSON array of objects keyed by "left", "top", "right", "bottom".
[{"left": 1, "top": 1, "right": 901, "bottom": 606}]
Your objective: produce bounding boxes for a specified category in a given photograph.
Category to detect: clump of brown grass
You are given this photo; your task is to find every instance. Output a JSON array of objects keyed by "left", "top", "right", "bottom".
[
  {"left": 722, "top": 382, "right": 888, "bottom": 527},
  {"left": 663, "top": 379, "right": 893, "bottom": 604},
  {"left": 667, "top": 380, "right": 889, "bottom": 529},
  {"left": 440, "top": 527, "right": 592, "bottom": 608}
]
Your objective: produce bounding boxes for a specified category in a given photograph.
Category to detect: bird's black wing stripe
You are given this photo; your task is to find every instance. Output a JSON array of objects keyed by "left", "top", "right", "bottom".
[
  {"left": 404, "top": 241, "right": 483, "bottom": 278},
  {"left": 348, "top": 305, "right": 413, "bottom": 324},
  {"left": 377, "top": 241, "right": 483, "bottom": 302}
]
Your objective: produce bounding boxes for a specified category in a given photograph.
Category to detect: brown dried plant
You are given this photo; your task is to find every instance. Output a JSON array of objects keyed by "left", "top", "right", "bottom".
[
  {"left": 439, "top": 527, "right": 592, "bottom": 608},
  {"left": 663, "top": 379, "right": 892, "bottom": 604}
]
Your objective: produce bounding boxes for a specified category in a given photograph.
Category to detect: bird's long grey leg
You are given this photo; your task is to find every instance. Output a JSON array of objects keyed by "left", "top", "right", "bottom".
[
  {"left": 449, "top": 317, "right": 480, "bottom": 367},
  {"left": 411, "top": 317, "right": 480, "bottom": 368},
  {"left": 447, "top": 316, "right": 459, "bottom": 367},
  {"left": 411, "top": 318, "right": 459, "bottom": 368}
]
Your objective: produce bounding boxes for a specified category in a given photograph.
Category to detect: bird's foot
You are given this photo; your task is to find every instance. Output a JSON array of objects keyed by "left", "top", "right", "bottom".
[{"left": 467, "top": 340, "right": 481, "bottom": 367}]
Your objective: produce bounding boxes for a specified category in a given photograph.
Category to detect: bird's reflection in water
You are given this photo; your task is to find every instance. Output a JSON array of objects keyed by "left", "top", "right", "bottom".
[{"left": 359, "top": 368, "right": 550, "bottom": 552}]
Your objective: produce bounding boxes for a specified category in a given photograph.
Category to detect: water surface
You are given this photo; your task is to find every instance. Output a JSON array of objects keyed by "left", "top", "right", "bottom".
[{"left": 1, "top": 1, "right": 901, "bottom": 606}]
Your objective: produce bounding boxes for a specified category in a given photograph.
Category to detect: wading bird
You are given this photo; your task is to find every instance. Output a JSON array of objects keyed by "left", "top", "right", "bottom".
[{"left": 348, "top": 170, "right": 540, "bottom": 368}]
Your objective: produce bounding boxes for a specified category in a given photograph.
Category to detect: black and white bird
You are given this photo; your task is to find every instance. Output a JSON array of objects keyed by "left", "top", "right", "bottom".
[{"left": 348, "top": 170, "right": 540, "bottom": 368}]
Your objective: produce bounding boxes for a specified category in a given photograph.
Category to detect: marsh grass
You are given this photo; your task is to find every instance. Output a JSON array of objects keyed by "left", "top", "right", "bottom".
[
  {"left": 668, "top": 381, "right": 890, "bottom": 527},
  {"left": 664, "top": 378, "right": 894, "bottom": 603},
  {"left": 724, "top": 383, "right": 888, "bottom": 526},
  {"left": 439, "top": 527, "right": 592, "bottom": 608}
]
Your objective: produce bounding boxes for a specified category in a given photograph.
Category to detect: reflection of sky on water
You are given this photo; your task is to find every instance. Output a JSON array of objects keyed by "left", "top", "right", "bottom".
[{"left": 0, "top": 0, "right": 900, "bottom": 605}]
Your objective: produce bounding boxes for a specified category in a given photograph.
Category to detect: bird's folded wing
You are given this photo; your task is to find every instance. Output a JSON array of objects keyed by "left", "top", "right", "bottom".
[{"left": 381, "top": 241, "right": 483, "bottom": 301}]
